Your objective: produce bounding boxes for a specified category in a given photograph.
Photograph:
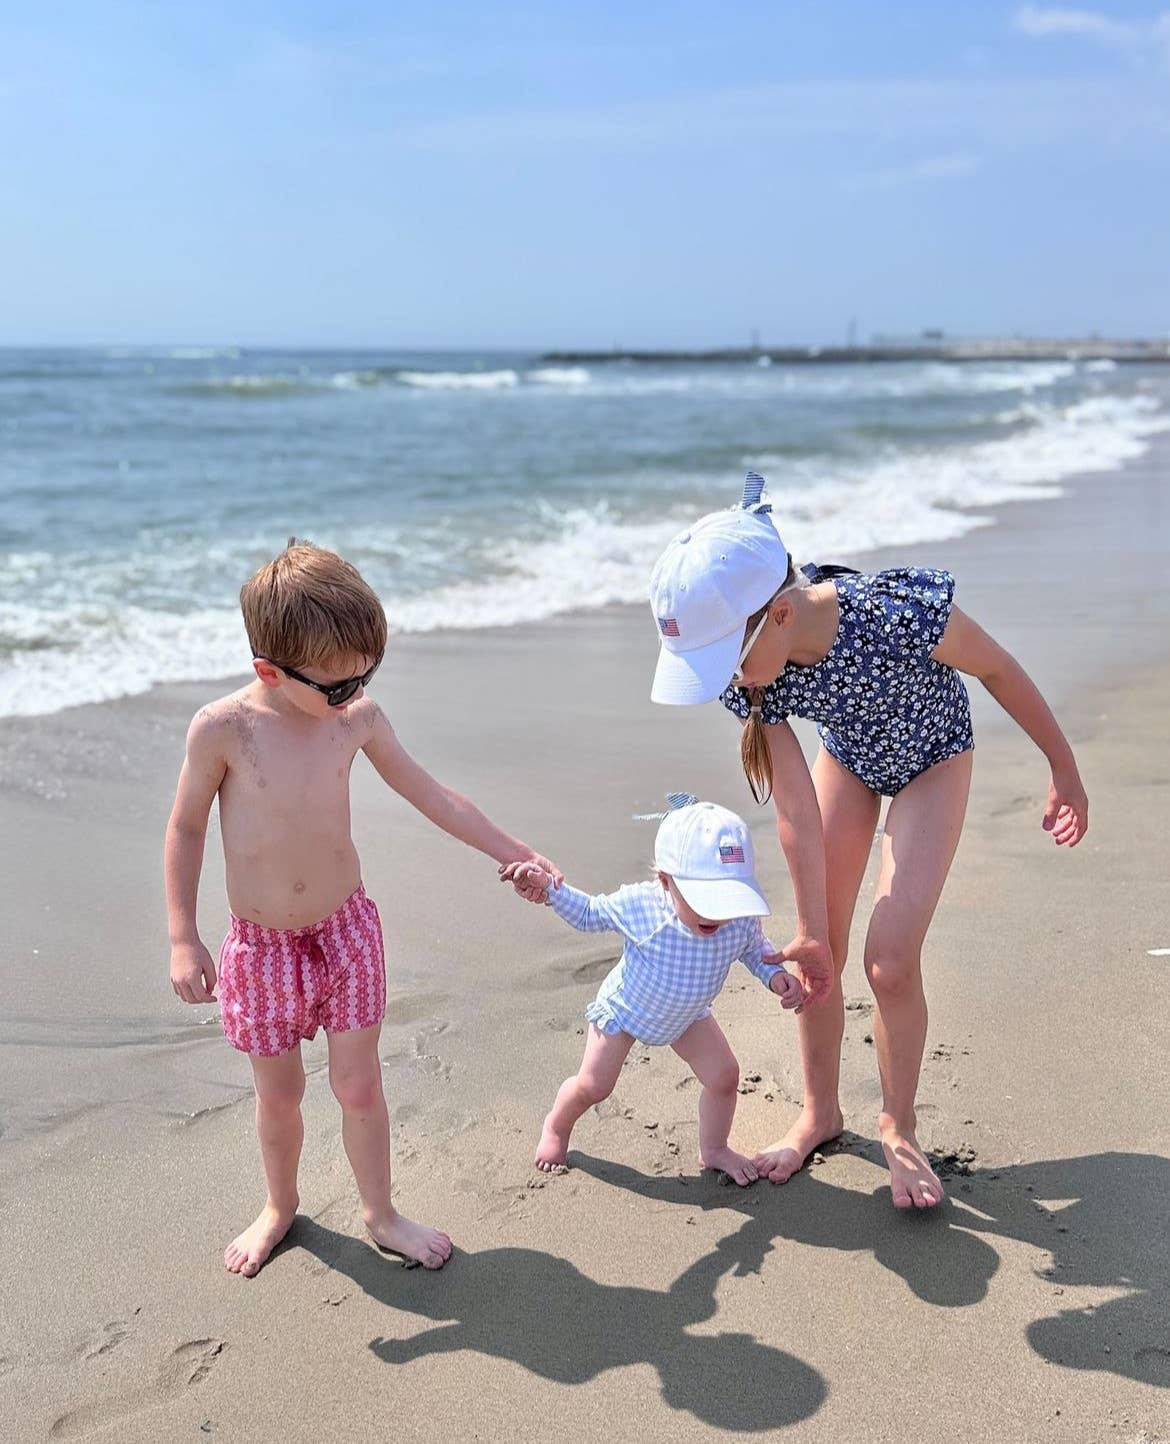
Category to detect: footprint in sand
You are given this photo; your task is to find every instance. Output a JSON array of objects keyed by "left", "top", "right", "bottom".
[
  {"left": 77, "top": 1312, "right": 140, "bottom": 1362},
  {"left": 50, "top": 1339, "right": 225, "bottom": 1440},
  {"left": 572, "top": 955, "right": 619, "bottom": 984}
]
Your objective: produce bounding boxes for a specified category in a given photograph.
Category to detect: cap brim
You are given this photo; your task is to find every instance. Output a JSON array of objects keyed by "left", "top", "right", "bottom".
[
  {"left": 673, "top": 875, "right": 771, "bottom": 920},
  {"left": 650, "top": 627, "right": 742, "bottom": 706}
]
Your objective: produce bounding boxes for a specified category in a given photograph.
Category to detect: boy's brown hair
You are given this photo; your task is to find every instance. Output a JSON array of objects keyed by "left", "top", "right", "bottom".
[{"left": 240, "top": 539, "right": 387, "bottom": 670}]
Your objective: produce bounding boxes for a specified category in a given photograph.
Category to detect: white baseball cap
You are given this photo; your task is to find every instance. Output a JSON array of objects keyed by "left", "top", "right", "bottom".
[
  {"left": 654, "top": 798, "right": 770, "bottom": 920},
  {"left": 649, "top": 472, "right": 789, "bottom": 706}
]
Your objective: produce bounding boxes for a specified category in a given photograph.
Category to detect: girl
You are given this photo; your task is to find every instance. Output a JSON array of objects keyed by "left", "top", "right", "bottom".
[
  {"left": 507, "top": 795, "right": 804, "bottom": 1184},
  {"left": 647, "top": 473, "right": 1088, "bottom": 1209}
]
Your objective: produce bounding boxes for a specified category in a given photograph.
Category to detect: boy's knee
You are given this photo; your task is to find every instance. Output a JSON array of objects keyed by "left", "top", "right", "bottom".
[
  {"left": 330, "top": 1066, "right": 383, "bottom": 1114},
  {"left": 256, "top": 1078, "right": 305, "bottom": 1114}
]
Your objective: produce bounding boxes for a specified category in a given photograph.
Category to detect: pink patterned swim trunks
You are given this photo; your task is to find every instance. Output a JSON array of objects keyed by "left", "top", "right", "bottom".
[{"left": 218, "top": 886, "right": 386, "bottom": 1057}]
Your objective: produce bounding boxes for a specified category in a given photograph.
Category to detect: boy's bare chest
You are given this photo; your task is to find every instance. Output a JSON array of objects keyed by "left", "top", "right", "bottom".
[{"left": 223, "top": 715, "right": 360, "bottom": 816}]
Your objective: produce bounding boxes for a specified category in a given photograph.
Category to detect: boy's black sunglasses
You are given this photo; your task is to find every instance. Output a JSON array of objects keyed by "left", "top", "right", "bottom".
[{"left": 262, "top": 657, "right": 381, "bottom": 707}]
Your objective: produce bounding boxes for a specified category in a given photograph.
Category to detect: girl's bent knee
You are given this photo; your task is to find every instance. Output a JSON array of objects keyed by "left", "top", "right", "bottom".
[{"left": 865, "top": 953, "right": 922, "bottom": 1002}]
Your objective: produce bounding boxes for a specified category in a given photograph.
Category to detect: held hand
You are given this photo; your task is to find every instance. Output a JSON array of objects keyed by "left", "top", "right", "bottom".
[
  {"left": 170, "top": 940, "right": 217, "bottom": 1004},
  {"left": 502, "top": 859, "right": 552, "bottom": 904},
  {"left": 775, "top": 936, "right": 834, "bottom": 1013},
  {"left": 499, "top": 850, "right": 562, "bottom": 904},
  {"left": 769, "top": 967, "right": 804, "bottom": 1011},
  {"left": 1043, "top": 767, "right": 1088, "bottom": 847}
]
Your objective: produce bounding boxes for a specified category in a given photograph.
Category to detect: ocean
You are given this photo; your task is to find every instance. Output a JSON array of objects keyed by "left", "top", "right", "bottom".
[{"left": 1, "top": 346, "right": 1167, "bottom": 718}]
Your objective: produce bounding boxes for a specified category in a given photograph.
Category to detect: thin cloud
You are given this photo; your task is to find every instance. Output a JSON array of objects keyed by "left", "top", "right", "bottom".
[
  {"left": 1014, "top": 7, "right": 1146, "bottom": 42},
  {"left": 1013, "top": 6, "right": 1170, "bottom": 65},
  {"left": 843, "top": 152, "right": 982, "bottom": 192},
  {"left": 395, "top": 76, "right": 1168, "bottom": 153}
]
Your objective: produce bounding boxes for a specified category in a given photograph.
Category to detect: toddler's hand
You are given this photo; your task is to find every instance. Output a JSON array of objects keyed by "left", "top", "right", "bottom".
[
  {"left": 170, "top": 940, "right": 217, "bottom": 1003},
  {"left": 501, "top": 859, "right": 553, "bottom": 903},
  {"left": 774, "top": 935, "right": 834, "bottom": 1012},
  {"left": 769, "top": 967, "right": 803, "bottom": 1010}
]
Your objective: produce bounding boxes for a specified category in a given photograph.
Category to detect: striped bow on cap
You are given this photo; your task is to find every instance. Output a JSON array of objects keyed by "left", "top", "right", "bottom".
[
  {"left": 740, "top": 470, "right": 772, "bottom": 515},
  {"left": 634, "top": 790, "right": 700, "bottom": 822}
]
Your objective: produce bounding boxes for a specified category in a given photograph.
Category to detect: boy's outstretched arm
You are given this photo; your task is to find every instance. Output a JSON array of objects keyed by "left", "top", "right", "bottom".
[
  {"left": 165, "top": 709, "right": 228, "bottom": 1002},
  {"left": 932, "top": 605, "right": 1088, "bottom": 845},
  {"left": 361, "top": 705, "right": 561, "bottom": 885}
]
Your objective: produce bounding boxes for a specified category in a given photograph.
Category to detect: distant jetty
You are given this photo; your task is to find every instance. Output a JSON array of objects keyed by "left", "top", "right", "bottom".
[{"left": 541, "top": 338, "right": 1170, "bottom": 365}]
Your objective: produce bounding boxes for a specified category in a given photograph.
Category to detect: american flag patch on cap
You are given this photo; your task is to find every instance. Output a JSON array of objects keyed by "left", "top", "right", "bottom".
[
  {"left": 719, "top": 844, "right": 745, "bottom": 864},
  {"left": 658, "top": 617, "right": 680, "bottom": 637}
]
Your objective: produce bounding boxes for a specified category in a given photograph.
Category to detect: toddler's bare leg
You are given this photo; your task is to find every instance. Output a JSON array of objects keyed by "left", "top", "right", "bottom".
[
  {"left": 327, "top": 1024, "right": 451, "bottom": 1269},
  {"left": 671, "top": 1016, "right": 757, "bottom": 1186},
  {"left": 536, "top": 1025, "right": 635, "bottom": 1170},
  {"left": 225, "top": 1046, "right": 304, "bottom": 1277}
]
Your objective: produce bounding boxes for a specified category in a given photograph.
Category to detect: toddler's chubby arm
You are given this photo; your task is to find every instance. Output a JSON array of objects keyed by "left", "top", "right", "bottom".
[
  {"left": 504, "top": 862, "right": 630, "bottom": 936},
  {"left": 741, "top": 923, "right": 805, "bottom": 1013},
  {"left": 359, "top": 703, "right": 561, "bottom": 890},
  {"left": 932, "top": 605, "right": 1088, "bottom": 846},
  {"left": 165, "top": 707, "right": 229, "bottom": 1003}
]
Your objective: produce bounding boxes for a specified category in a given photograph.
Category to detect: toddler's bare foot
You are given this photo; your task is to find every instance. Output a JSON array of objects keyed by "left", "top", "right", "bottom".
[
  {"left": 701, "top": 1146, "right": 759, "bottom": 1186},
  {"left": 224, "top": 1202, "right": 297, "bottom": 1277},
  {"left": 879, "top": 1115, "right": 943, "bottom": 1209},
  {"left": 366, "top": 1207, "right": 452, "bottom": 1269},
  {"left": 535, "top": 1114, "right": 571, "bottom": 1173},
  {"left": 753, "top": 1107, "right": 844, "bottom": 1184}
]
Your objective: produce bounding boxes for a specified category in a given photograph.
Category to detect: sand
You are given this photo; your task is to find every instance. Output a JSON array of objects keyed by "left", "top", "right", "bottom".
[{"left": 1, "top": 432, "right": 1168, "bottom": 1442}]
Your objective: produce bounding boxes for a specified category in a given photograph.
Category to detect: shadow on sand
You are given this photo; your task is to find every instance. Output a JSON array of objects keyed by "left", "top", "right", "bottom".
[
  {"left": 292, "top": 1145, "right": 1169, "bottom": 1430},
  {"left": 296, "top": 1212, "right": 827, "bottom": 1432},
  {"left": 571, "top": 1144, "right": 1170, "bottom": 1387}
]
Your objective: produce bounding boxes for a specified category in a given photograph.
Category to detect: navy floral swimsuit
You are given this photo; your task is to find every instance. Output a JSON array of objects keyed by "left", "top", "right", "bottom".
[{"left": 721, "top": 566, "right": 974, "bottom": 797}]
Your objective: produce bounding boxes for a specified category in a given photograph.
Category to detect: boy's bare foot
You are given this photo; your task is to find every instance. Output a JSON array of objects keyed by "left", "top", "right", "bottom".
[
  {"left": 366, "top": 1208, "right": 452, "bottom": 1269},
  {"left": 224, "top": 1202, "right": 297, "bottom": 1277},
  {"left": 535, "top": 1114, "right": 571, "bottom": 1173},
  {"left": 752, "top": 1108, "right": 844, "bottom": 1184},
  {"left": 701, "top": 1146, "right": 759, "bottom": 1186},
  {"left": 879, "top": 1116, "right": 943, "bottom": 1209}
]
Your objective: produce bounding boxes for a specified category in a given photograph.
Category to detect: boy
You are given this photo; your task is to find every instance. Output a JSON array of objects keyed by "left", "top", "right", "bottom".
[{"left": 166, "top": 540, "right": 556, "bottom": 1275}]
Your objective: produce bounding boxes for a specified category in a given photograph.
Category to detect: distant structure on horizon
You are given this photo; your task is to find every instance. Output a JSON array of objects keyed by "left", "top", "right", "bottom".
[{"left": 544, "top": 332, "right": 1170, "bottom": 365}]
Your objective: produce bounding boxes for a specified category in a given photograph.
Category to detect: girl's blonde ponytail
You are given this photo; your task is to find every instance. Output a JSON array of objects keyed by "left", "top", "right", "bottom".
[{"left": 741, "top": 689, "right": 774, "bottom": 804}]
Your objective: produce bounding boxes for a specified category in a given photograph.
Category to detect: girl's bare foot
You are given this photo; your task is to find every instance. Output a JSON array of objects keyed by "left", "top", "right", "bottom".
[
  {"left": 534, "top": 1114, "right": 571, "bottom": 1172},
  {"left": 701, "top": 1146, "right": 759, "bottom": 1186},
  {"left": 366, "top": 1208, "right": 452, "bottom": 1269},
  {"left": 879, "top": 1115, "right": 943, "bottom": 1209},
  {"left": 224, "top": 1202, "right": 297, "bottom": 1277},
  {"left": 752, "top": 1108, "right": 844, "bottom": 1184}
]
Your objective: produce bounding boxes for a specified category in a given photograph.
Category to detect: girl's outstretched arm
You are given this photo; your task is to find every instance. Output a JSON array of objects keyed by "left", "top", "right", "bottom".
[
  {"left": 933, "top": 605, "right": 1088, "bottom": 845},
  {"left": 764, "top": 721, "right": 834, "bottom": 1005}
]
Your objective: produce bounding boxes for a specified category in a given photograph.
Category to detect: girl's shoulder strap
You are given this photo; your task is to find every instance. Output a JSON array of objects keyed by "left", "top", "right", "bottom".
[{"left": 802, "top": 562, "right": 861, "bottom": 581}]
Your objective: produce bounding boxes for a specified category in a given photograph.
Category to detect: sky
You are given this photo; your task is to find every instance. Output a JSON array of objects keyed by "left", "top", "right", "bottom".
[{"left": 0, "top": 1, "right": 1167, "bottom": 348}]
